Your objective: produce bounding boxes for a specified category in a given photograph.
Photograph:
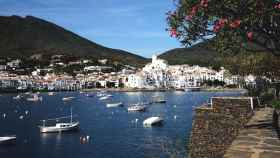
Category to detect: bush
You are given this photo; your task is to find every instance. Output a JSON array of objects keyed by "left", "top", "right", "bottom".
[
  {"left": 272, "top": 100, "right": 280, "bottom": 109},
  {"left": 260, "top": 92, "right": 274, "bottom": 104}
]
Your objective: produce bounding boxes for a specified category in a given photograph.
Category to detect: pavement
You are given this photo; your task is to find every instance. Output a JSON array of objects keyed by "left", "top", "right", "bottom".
[{"left": 224, "top": 108, "right": 280, "bottom": 158}]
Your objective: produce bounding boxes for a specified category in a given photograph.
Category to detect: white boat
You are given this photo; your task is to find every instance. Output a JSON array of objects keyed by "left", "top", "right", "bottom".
[
  {"left": 185, "top": 86, "right": 201, "bottom": 92},
  {"left": 127, "top": 105, "right": 146, "bottom": 112},
  {"left": 143, "top": 116, "right": 163, "bottom": 126},
  {"left": 39, "top": 109, "right": 79, "bottom": 133},
  {"left": 152, "top": 96, "right": 166, "bottom": 104},
  {"left": 99, "top": 95, "right": 111, "bottom": 100},
  {"left": 62, "top": 97, "right": 75, "bottom": 101},
  {"left": 13, "top": 95, "right": 22, "bottom": 100},
  {"left": 106, "top": 102, "right": 123, "bottom": 108},
  {"left": 85, "top": 93, "right": 94, "bottom": 97},
  {"left": 0, "top": 136, "right": 16, "bottom": 144},
  {"left": 48, "top": 92, "right": 55, "bottom": 96},
  {"left": 27, "top": 94, "right": 43, "bottom": 101}
]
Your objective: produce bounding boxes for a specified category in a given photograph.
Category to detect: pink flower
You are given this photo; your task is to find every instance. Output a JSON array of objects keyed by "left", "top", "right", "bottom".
[
  {"left": 185, "top": 15, "right": 193, "bottom": 20},
  {"left": 191, "top": 6, "right": 198, "bottom": 15},
  {"left": 170, "top": 28, "right": 178, "bottom": 37},
  {"left": 247, "top": 32, "right": 253, "bottom": 40},
  {"left": 200, "top": 0, "right": 208, "bottom": 8},
  {"left": 229, "top": 19, "right": 241, "bottom": 28},
  {"left": 274, "top": 3, "right": 280, "bottom": 9}
]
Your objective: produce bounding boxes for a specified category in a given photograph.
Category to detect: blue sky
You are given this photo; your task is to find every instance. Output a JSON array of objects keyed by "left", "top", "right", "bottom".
[{"left": 0, "top": 0, "right": 181, "bottom": 58}]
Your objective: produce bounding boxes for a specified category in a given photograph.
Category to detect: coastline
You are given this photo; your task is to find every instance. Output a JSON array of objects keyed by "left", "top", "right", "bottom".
[{"left": 0, "top": 87, "right": 248, "bottom": 94}]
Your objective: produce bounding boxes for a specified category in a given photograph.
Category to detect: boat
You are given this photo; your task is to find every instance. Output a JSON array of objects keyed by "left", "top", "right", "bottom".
[
  {"left": 106, "top": 102, "right": 123, "bottom": 108},
  {"left": 27, "top": 94, "right": 43, "bottom": 101},
  {"left": 85, "top": 93, "right": 94, "bottom": 97},
  {"left": 143, "top": 116, "right": 163, "bottom": 126},
  {"left": 13, "top": 95, "right": 22, "bottom": 100},
  {"left": 39, "top": 108, "right": 79, "bottom": 133},
  {"left": 153, "top": 99, "right": 166, "bottom": 104},
  {"left": 99, "top": 95, "right": 111, "bottom": 100},
  {"left": 62, "top": 97, "right": 75, "bottom": 101},
  {"left": 185, "top": 86, "right": 201, "bottom": 92},
  {"left": 48, "top": 92, "right": 55, "bottom": 96},
  {"left": 0, "top": 135, "right": 16, "bottom": 144},
  {"left": 152, "top": 96, "right": 166, "bottom": 104},
  {"left": 127, "top": 105, "right": 146, "bottom": 112}
]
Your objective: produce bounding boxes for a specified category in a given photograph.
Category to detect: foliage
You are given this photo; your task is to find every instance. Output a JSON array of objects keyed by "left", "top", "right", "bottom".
[
  {"left": 272, "top": 99, "right": 280, "bottom": 109},
  {"left": 260, "top": 91, "right": 275, "bottom": 104},
  {"left": 166, "top": 0, "right": 280, "bottom": 56}
]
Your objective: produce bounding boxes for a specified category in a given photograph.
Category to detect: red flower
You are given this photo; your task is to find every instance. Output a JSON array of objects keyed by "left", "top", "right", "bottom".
[
  {"left": 229, "top": 19, "right": 241, "bottom": 28},
  {"left": 274, "top": 3, "right": 280, "bottom": 9},
  {"left": 170, "top": 28, "right": 178, "bottom": 37},
  {"left": 191, "top": 6, "right": 198, "bottom": 15},
  {"left": 247, "top": 32, "right": 253, "bottom": 40},
  {"left": 185, "top": 15, "right": 193, "bottom": 20},
  {"left": 200, "top": 0, "right": 208, "bottom": 8}
]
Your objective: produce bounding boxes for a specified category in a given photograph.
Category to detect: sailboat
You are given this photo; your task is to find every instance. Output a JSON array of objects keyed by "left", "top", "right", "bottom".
[{"left": 39, "top": 108, "right": 79, "bottom": 133}]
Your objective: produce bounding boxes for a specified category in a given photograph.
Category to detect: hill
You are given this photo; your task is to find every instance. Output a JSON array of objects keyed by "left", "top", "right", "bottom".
[
  {"left": 159, "top": 42, "right": 221, "bottom": 68},
  {"left": 0, "top": 15, "right": 148, "bottom": 67}
]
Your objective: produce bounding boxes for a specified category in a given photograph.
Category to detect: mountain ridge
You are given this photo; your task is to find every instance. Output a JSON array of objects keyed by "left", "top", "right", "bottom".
[{"left": 0, "top": 15, "right": 148, "bottom": 67}]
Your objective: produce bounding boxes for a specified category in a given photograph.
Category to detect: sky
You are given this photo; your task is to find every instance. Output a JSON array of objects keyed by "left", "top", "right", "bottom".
[{"left": 0, "top": 0, "right": 182, "bottom": 58}]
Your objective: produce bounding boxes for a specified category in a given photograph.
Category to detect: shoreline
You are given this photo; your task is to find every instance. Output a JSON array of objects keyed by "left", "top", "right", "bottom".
[{"left": 0, "top": 87, "right": 248, "bottom": 94}]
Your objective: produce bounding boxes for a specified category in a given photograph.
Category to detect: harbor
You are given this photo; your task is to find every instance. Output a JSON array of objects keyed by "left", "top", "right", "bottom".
[{"left": 0, "top": 91, "right": 242, "bottom": 158}]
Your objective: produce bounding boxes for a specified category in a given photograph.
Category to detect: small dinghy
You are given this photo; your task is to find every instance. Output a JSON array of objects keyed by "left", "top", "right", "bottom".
[
  {"left": 127, "top": 104, "right": 146, "bottom": 112},
  {"left": 143, "top": 116, "right": 163, "bottom": 127},
  {"left": 48, "top": 92, "right": 55, "bottom": 96},
  {"left": 62, "top": 97, "right": 75, "bottom": 101},
  {"left": 106, "top": 102, "right": 123, "bottom": 108},
  {"left": 27, "top": 94, "right": 43, "bottom": 101},
  {"left": 99, "top": 95, "right": 112, "bottom": 100},
  {"left": 13, "top": 95, "right": 22, "bottom": 100},
  {"left": 0, "top": 136, "right": 16, "bottom": 145}
]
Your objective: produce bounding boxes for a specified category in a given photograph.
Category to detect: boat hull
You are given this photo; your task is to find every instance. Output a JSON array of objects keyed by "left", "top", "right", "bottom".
[
  {"left": 39, "top": 122, "right": 79, "bottom": 133},
  {"left": 143, "top": 117, "right": 163, "bottom": 127},
  {"left": 106, "top": 103, "right": 123, "bottom": 108},
  {"left": 0, "top": 136, "right": 16, "bottom": 145}
]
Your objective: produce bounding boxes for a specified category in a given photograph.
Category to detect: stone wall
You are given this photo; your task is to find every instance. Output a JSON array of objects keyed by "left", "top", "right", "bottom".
[{"left": 188, "top": 97, "right": 256, "bottom": 158}]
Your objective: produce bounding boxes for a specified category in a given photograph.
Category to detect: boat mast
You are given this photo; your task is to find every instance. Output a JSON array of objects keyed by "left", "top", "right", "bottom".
[{"left": 70, "top": 107, "right": 73, "bottom": 123}]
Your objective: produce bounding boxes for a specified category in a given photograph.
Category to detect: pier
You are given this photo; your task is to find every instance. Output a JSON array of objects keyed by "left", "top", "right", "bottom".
[{"left": 224, "top": 107, "right": 280, "bottom": 158}]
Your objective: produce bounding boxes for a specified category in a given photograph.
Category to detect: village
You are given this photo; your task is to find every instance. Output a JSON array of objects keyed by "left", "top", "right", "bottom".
[{"left": 0, "top": 54, "right": 257, "bottom": 92}]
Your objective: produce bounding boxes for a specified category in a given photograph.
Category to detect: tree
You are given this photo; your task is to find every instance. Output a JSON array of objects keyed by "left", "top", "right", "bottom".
[{"left": 166, "top": 0, "right": 280, "bottom": 56}]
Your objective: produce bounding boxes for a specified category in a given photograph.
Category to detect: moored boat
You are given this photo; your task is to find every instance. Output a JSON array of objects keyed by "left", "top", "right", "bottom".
[
  {"left": 0, "top": 135, "right": 16, "bottom": 145},
  {"left": 13, "top": 95, "right": 22, "bottom": 100},
  {"left": 106, "top": 102, "right": 123, "bottom": 108},
  {"left": 184, "top": 86, "right": 201, "bottom": 92},
  {"left": 39, "top": 109, "right": 79, "bottom": 133},
  {"left": 62, "top": 97, "right": 75, "bottom": 101},
  {"left": 99, "top": 95, "right": 111, "bottom": 100},
  {"left": 143, "top": 116, "right": 163, "bottom": 126},
  {"left": 127, "top": 105, "right": 146, "bottom": 112},
  {"left": 27, "top": 94, "right": 43, "bottom": 101},
  {"left": 48, "top": 92, "right": 55, "bottom": 96}
]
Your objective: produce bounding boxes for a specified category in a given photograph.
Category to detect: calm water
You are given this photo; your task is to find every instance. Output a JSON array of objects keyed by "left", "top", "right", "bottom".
[{"left": 0, "top": 91, "right": 241, "bottom": 158}]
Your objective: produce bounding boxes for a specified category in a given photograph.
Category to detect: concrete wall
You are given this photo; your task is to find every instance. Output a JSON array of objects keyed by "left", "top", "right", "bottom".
[{"left": 188, "top": 97, "right": 256, "bottom": 158}]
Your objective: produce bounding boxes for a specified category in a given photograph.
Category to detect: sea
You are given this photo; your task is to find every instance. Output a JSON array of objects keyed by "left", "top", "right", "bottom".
[{"left": 0, "top": 91, "right": 242, "bottom": 158}]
